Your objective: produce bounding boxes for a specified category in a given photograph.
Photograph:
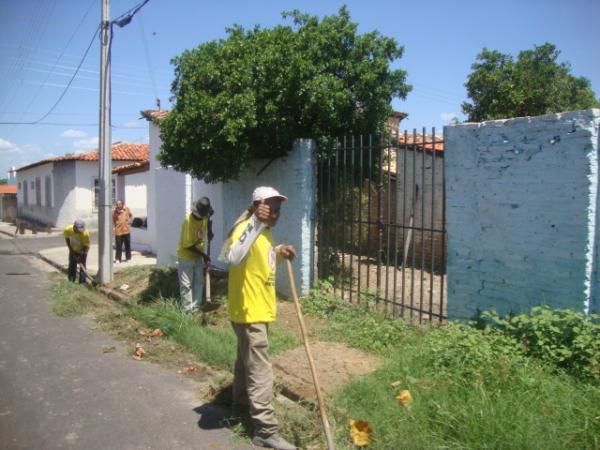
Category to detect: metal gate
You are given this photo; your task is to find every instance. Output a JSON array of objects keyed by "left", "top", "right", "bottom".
[{"left": 316, "top": 129, "right": 447, "bottom": 323}]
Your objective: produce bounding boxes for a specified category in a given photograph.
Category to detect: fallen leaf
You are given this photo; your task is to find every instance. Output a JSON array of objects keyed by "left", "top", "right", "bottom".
[
  {"left": 349, "top": 419, "right": 372, "bottom": 447},
  {"left": 119, "top": 284, "right": 130, "bottom": 292},
  {"left": 102, "top": 346, "right": 116, "bottom": 353},
  {"left": 390, "top": 380, "right": 401, "bottom": 389},
  {"left": 132, "top": 343, "right": 145, "bottom": 360},
  {"left": 150, "top": 328, "right": 163, "bottom": 337},
  {"left": 137, "top": 328, "right": 150, "bottom": 336},
  {"left": 396, "top": 390, "right": 412, "bottom": 407},
  {"left": 177, "top": 365, "right": 199, "bottom": 374}
]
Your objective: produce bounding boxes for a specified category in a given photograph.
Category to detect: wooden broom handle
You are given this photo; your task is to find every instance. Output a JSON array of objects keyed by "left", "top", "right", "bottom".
[{"left": 285, "top": 259, "right": 335, "bottom": 450}]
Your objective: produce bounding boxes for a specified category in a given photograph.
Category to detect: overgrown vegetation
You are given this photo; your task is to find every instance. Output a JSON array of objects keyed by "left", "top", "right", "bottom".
[
  {"left": 301, "top": 282, "right": 600, "bottom": 449},
  {"left": 477, "top": 306, "right": 600, "bottom": 382}
]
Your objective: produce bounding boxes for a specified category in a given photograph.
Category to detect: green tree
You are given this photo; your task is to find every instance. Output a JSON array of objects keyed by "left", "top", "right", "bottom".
[
  {"left": 462, "top": 43, "right": 598, "bottom": 122},
  {"left": 0, "top": 179, "right": 7, "bottom": 185},
  {"left": 158, "top": 7, "right": 411, "bottom": 182}
]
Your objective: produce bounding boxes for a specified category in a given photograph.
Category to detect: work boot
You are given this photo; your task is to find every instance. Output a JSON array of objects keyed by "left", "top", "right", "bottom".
[{"left": 251, "top": 432, "right": 296, "bottom": 450}]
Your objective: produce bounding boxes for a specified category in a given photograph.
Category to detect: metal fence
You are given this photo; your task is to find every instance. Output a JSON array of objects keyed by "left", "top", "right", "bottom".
[{"left": 315, "top": 129, "right": 447, "bottom": 323}]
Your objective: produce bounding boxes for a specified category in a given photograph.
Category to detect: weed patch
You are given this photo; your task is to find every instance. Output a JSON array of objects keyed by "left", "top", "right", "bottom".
[{"left": 50, "top": 280, "right": 105, "bottom": 317}]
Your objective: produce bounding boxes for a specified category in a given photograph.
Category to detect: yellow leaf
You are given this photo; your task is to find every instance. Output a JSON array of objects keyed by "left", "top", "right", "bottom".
[
  {"left": 396, "top": 390, "right": 412, "bottom": 407},
  {"left": 349, "top": 419, "right": 372, "bottom": 447}
]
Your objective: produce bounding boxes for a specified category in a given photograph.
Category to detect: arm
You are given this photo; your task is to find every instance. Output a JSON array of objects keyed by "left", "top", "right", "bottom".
[
  {"left": 226, "top": 214, "right": 265, "bottom": 266},
  {"left": 65, "top": 238, "right": 73, "bottom": 253}
]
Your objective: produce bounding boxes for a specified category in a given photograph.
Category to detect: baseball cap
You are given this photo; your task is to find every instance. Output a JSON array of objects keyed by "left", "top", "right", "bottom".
[
  {"left": 73, "top": 219, "right": 85, "bottom": 232},
  {"left": 252, "top": 186, "right": 287, "bottom": 203}
]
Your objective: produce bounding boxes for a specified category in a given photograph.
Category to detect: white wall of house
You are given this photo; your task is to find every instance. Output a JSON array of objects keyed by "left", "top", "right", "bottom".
[
  {"left": 122, "top": 171, "right": 148, "bottom": 217},
  {"left": 445, "top": 109, "right": 600, "bottom": 319},
  {"left": 16, "top": 162, "right": 55, "bottom": 225}
]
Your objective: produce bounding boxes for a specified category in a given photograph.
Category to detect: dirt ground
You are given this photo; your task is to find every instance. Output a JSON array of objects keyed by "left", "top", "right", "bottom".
[
  {"left": 272, "top": 341, "right": 380, "bottom": 402},
  {"left": 106, "top": 267, "right": 380, "bottom": 404},
  {"left": 336, "top": 253, "right": 448, "bottom": 322}
]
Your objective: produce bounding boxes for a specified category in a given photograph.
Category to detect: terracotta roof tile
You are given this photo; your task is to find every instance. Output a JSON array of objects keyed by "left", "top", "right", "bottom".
[
  {"left": 112, "top": 160, "right": 149, "bottom": 174},
  {"left": 0, "top": 185, "right": 17, "bottom": 195},
  {"left": 140, "top": 109, "right": 169, "bottom": 122},
  {"left": 16, "top": 142, "right": 149, "bottom": 172}
]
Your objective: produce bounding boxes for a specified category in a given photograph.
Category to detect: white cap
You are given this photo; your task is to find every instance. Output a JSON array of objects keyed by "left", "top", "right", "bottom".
[{"left": 252, "top": 186, "right": 287, "bottom": 203}]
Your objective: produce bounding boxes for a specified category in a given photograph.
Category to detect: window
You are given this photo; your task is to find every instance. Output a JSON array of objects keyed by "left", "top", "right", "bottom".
[
  {"left": 23, "top": 181, "right": 28, "bottom": 205},
  {"left": 35, "top": 177, "right": 41, "bottom": 206},
  {"left": 45, "top": 175, "right": 52, "bottom": 207},
  {"left": 93, "top": 177, "right": 116, "bottom": 209},
  {"left": 30, "top": 181, "right": 34, "bottom": 189}
]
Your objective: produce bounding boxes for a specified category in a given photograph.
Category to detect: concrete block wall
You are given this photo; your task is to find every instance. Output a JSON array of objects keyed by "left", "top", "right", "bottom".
[
  {"left": 445, "top": 109, "right": 600, "bottom": 319},
  {"left": 221, "top": 139, "right": 316, "bottom": 296}
]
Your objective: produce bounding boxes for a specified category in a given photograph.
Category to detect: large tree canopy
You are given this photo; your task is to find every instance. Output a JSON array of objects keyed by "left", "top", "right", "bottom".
[
  {"left": 158, "top": 7, "right": 411, "bottom": 182},
  {"left": 462, "top": 43, "right": 598, "bottom": 122}
]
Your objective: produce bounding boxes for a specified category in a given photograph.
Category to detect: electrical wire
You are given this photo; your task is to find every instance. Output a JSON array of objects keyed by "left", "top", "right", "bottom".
[
  {"left": 14, "top": 0, "right": 97, "bottom": 127},
  {"left": 0, "top": 25, "right": 100, "bottom": 125}
]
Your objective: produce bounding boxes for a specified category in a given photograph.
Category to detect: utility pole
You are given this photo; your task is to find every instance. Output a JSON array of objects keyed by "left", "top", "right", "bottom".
[{"left": 98, "top": 0, "right": 112, "bottom": 284}]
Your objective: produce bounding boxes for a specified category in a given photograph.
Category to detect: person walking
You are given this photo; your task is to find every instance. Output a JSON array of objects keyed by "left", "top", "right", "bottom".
[
  {"left": 63, "top": 219, "right": 90, "bottom": 283},
  {"left": 112, "top": 200, "right": 132, "bottom": 264},
  {"left": 222, "top": 186, "right": 297, "bottom": 450},
  {"left": 176, "top": 197, "right": 213, "bottom": 313}
]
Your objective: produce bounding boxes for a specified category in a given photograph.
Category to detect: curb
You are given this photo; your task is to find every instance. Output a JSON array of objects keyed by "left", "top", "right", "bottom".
[
  {"left": 36, "top": 252, "right": 127, "bottom": 302},
  {"left": 0, "top": 229, "right": 16, "bottom": 238}
]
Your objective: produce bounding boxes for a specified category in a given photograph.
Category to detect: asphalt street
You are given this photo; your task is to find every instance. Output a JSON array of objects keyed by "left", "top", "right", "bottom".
[{"left": 0, "top": 235, "right": 251, "bottom": 450}]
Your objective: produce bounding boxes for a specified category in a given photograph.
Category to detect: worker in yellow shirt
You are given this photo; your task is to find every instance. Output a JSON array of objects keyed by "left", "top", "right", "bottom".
[
  {"left": 63, "top": 219, "right": 90, "bottom": 283},
  {"left": 176, "top": 197, "right": 213, "bottom": 313},
  {"left": 222, "top": 186, "right": 297, "bottom": 450}
]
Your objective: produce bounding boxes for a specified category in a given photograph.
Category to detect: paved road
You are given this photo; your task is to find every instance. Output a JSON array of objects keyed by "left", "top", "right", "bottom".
[{"left": 0, "top": 236, "right": 251, "bottom": 450}]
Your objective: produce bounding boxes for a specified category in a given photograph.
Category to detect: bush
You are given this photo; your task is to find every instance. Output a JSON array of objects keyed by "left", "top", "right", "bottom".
[{"left": 479, "top": 306, "right": 600, "bottom": 382}]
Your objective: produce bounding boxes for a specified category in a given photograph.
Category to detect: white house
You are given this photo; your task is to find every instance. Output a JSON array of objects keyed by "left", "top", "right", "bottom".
[{"left": 15, "top": 142, "right": 149, "bottom": 228}]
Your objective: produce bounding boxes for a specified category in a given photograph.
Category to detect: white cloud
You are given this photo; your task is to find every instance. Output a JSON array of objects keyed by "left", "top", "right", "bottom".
[
  {"left": 0, "top": 138, "right": 23, "bottom": 154},
  {"left": 121, "top": 120, "right": 141, "bottom": 129},
  {"left": 61, "top": 129, "right": 87, "bottom": 138},
  {"left": 441, "top": 112, "right": 458, "bottom": 122},
  {"left": 73, "top": 136, "right": 99, "bottom": 151}
]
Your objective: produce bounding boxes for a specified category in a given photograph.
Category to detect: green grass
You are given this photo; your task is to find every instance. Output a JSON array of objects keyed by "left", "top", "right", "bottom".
[
  {"left": 49, "top": 279, "right": 104, "bottom": 317},
  {"left": 126, "top": 299, "right": 300, "bottom": 370},
  {"left": 301, "top": 284, "right": 600, "bottom": 450}
]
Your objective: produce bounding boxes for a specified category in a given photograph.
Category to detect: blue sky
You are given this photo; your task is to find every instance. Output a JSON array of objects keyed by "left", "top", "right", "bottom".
[{"left": 1, "top": 0, "right": 599, "bottom": 180}]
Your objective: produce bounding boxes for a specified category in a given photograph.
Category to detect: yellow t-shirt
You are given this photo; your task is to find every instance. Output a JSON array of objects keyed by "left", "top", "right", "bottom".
[
  {"left": 176, "top": 213, "right": 208, "bottom": 260},
  {"left": 63, "top": 225, "right": 90, "bottom": 253},
  {"left": 228, "top": 218, "right": 277, "bottom": 324}
]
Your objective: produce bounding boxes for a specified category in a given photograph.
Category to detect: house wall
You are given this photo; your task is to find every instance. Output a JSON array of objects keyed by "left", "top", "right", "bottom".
[
  {"left": 359, "top": 149, "right": 445, "bottom": 271},
  {"left": 122, "top": 171, "right": 148, "bottom": 218},
  {"left": 146, "top": 124, "right": 160, "bottom": 255},
  {"left": 1, "top": 195, "right": 17, "bottom": 221},
  {"left": 53, "top": 161, "right": 76, "bottom": 227},
  {"left": 16, "top": 162, "right": 57, "bottom": 225},
  {"left": 445, "top": 109, "right": 600, "bottom": 319}
]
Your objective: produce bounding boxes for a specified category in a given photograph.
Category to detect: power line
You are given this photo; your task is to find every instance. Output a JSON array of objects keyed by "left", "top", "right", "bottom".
[
  {"left": 0, "top": 25, "right": 100, "bottom": 125},
  {"left": 15, "top": 0, "right": 98, "bottom": 127}
]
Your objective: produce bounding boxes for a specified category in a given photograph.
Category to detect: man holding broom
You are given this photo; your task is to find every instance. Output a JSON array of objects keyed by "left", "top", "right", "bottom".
[{"left": 221, "top": 186, "right": 297, "bottom": 450}]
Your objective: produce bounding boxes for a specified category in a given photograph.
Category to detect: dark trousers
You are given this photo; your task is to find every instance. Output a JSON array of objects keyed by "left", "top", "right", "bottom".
[
  {"left": 68, "top": 251, "right": 87, "bottom": 283},
  {"left": 115, "top": 234, "right": 131, "bottom": 262}
]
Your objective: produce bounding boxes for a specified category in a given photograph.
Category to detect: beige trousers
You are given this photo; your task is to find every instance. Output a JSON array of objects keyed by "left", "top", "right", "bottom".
[{"left": 231, "top": 322, "right": 278, "bottom": 436}]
